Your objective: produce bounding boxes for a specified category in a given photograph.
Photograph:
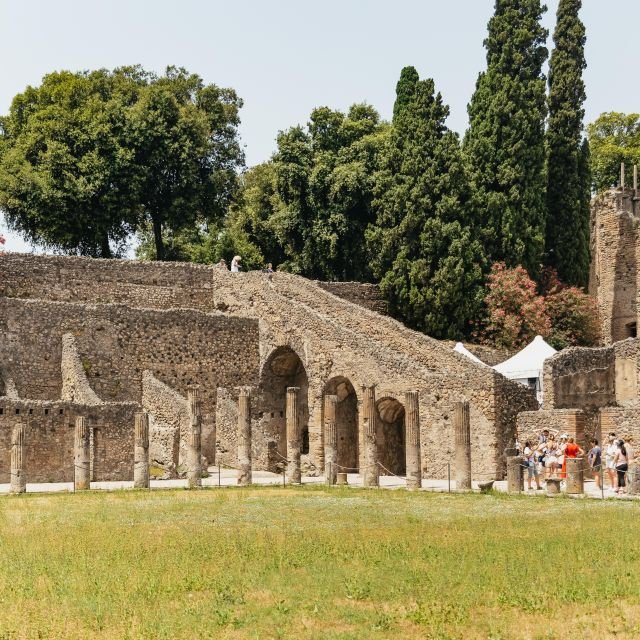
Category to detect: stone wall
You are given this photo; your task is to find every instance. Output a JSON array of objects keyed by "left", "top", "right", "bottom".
[
  {"left": 0, "top": 399, "right": 138, "bottom": 483},
  {"left": 0, "top": 297, "right": 259, "bottom": 464},
  {"left": 315, "top": 281, "right": 388, "bottom": 315},
  {"left": 589, "top": 188, "right": 640, "bottom": 345}
]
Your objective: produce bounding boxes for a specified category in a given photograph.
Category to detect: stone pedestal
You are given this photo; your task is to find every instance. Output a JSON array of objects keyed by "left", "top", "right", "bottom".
[
  {"left": 454, "top": 401, "right": 472, "bottom": 491},
  {"left": 286, "top": 387, "right": 301, "bottom": 484},
  {"left": 506, "top": 456, "right": 524, "bottom": 494},
  {"left": 628, "top": 462, "right": 640, "bottom": 496},
  {"left": 187, "top": 387, "right": 202, "bottom": 489},
  {"left": 10, "top": 423, "right": 26, "bottom": 494},
  {"left": 324, "top": 394, "right": 338, "bottom": 486},
  {"left": 546, "top": 478, "right": 562, "bottom": 496},
  {"left": 237, "top": 388, "right": 252, "bottom": 486},
  {"left": 336, "top": 472, "right": 348, "bottom": 486},
  {"left": 565, "top": 457, "right": 584, "bottom": 495},
  {"left": 362, "top": 385, "right": 379, "bottom": 487},
  {"left": 74, "top": 416, "right": 91, "bottom": 490},
  {"left": 134, "top": 413, "right": 150, "bottom": 489},
  {"left": 404, "top": 391, "right": 421, "bottom": 490}
]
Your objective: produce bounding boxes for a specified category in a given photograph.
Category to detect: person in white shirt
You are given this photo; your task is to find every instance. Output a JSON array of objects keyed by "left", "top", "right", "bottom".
[
  {"left": 605, "top": 432, "right": 618, "bottom": 490},
  {"left": 230, "top": 255, "right": 242, "bottom": 272}
]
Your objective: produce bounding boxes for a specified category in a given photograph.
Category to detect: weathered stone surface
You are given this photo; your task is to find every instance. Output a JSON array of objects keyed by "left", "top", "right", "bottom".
[
  {"left": 454, "top": 401, "right": 472, "bottom": 491},
  {"left": 362, "top": 386, "right": 379, "bottom": 487},
  {"left": 405, "top": 391, "right": 421, "bottom": 490},
  {"left": 186, "top": 387, "right": 202, "bottom": 488},
  {"left": 506, "top": 456, "right": 524, "bottom": 494},
  {"left": 628, "top": 461, "right": 640, "bottom": 496},
  {"left": 134, "top": 412, "right": 150, "bottom": 489},
  {"left": 237, "top": 387, "right": 252, "bottom": 486},
  {"left": 566, "top": 457, "right": 584, "bottom": 495},
  {"left": 324, "top": 394, "right": 338, "bottom": 486},
  {"left": 10, "top": 422, "right": 26, "bottom": 494},
  {"left": 286, "top": 387, "right": 301, "bottom": 484},
  {"left": 74, "top": 416, "right": 90, "bottom": 490}
]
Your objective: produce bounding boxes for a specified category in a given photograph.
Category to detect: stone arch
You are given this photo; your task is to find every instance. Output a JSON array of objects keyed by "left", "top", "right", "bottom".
[
  {"left": 259, "top": 346, "right": 309, "bottom": 471},
  {"left": 376, "top": 396, "right": 405, "bottom": 475},
  {"left": 323, "top": 376, "right": 359, "bottom": 472}
]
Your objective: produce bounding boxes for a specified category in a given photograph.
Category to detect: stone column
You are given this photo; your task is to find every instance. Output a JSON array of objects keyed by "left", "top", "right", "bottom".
[
  {"left": 187, "top": 387, "right": 202, "bottom": 489},
  {"left": 237, "top": 387, "right": 252, "bottom": 486},
  {"left": 454, "top": 401, "right": 472, "bottom": 491},
  {"left": 362, "top": 385, "right": 379, "bottom": 487},
  {"left": 628, "top": 461, "right": 640, "bottom": 496},
  {"left": 506, "top": 455, "right": 523, "bottom": 494},
  {"left": 134, "top": 412, "right": 150, "bottom": 489},
  {"left": 10, "top": 422, "right": 26, "bottom": 494},
  {"left": 404, "top": 391, "right": 421, "bottom": 490},
  {"left": 566, "top": 457, "right": 584, "bottom": 495},
  {"left": 286, "top": 387, "right": 301, "bottom": 484},
  {"left": 324, "top": 394, "right": 338, "bottom": 486},
  {"left": 74, "top": 416, "right": 90, "bottom": 490}
]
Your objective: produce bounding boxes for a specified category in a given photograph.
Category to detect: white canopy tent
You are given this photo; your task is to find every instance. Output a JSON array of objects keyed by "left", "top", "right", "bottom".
[
  {"left": 453, "top": 342, "right": 487, "bottom": 366},
  {"left": 493, "top": 335, "right": 557, "bottom": 404}
]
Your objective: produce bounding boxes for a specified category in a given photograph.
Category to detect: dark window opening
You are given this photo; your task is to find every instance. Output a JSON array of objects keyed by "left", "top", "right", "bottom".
[
  {"left": 627, "top": 322, "right": 637, "bottom": 338},
  {"left": 301, "top": 426, "right": 310, "bottom": 455}
]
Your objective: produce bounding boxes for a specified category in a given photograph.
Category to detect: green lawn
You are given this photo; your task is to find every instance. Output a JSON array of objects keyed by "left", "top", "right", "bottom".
[{"left": 0, "top": 487, "right": 638, "bottom": 639}]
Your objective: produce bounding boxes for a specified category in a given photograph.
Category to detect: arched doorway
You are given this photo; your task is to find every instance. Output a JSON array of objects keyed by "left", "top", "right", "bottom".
[
  {"left": 376, "top": 397, "right": 405, "bottom": 476},
  {"left": 323, "top": 377, "right": 358, "bottom": 472},
  {"left": 259, "top": 346, "right": 309, "bottom": 472}
]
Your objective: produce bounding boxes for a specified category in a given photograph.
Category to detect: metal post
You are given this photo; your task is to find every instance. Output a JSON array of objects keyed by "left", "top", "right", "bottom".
[
  {"left": 218, "top": 462, "right": 221, "bottom": 487},
  {"left": 447, "top": 463, "right": 451, "bottom": 493},
  {"left": 621, "top": 162, "right": 626, "bottom": 189}
]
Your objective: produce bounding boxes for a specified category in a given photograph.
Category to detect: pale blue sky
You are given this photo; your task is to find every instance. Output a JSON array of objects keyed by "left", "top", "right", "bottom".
[{"left": 1, "top": 0, "right": 638, "bottom": 252}]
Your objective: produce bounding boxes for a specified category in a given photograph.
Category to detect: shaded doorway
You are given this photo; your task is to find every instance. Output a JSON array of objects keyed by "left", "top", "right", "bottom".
[
  {"left": 323, "top": 377, "right": 359, "bottom": 472},
  {"left": 376, "top": 397, "right": 405, "bottom": 475},
  {"left": 259, "top": 346, "right": 309, "bottom": 471}
]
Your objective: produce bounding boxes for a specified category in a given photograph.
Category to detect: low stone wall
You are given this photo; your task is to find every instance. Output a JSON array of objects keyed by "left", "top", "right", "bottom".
[
  {"left": 0, "top": 399, "right": 138, "bottom": 483},
  {"left": 316, "top": 281, "right": 388, "bottom": 315}
]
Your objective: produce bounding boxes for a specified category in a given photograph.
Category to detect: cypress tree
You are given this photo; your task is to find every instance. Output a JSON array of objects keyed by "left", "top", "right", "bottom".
[
  {"left": 464, "top": 0, "right": 548, "bottom": 276},
  {"left": 545, "top": 0, "right": 589, "bottom": 287},
  {"left": 367, "top": 67, "right": 486, "bottom": 339}
]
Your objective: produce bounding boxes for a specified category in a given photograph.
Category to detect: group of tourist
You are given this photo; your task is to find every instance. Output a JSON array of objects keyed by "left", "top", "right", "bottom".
[{"left": 520, "top": 430, "right": 635, "bottom": 494}]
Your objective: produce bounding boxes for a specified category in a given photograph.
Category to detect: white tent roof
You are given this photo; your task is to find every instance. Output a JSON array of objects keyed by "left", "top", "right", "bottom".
[
  {"left": 453, "top": 342, "right": 487, "bottom": 366},
  {"left": 493, "top": 335, "right": 557, "bottom": 380}
]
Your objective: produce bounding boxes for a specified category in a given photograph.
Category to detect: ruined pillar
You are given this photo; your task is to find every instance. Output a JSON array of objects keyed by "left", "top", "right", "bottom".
[
  {"left": 134, "top": 412, "right": 150, "bottom": 489},
  {"left": 454, "top": 401, "right": 472, "bottom": 491},
  {"left": 286, "top": 387, "right": 301, "bottom": 484},
  {"left": 404, "top": 391, "right": 421, "bottom": 490},
  {"left": 362, "top": 385, "right": 379, "bottom": 487},
  {"left": 324, "top": 394, "right": 338, "bottom": 486},
  {"left": 628, "top": 461, "right": 640, "bottom": 496},
  {"left": 74, "top": 416, "right": 90, "bottom": 490},
  {"left": 10, "top": 422, "right": 26, "bottom": 494},
  {"left": 566, "top": 457, "right": 584, "bottom": 495},
  {"left": 237, "top": 387, "right": 252, "bottom": 486},
  {"left": 187, "top": 386, "right": 202, "bottom": 489},
  {"left": 506, "top": 455, "right": 523, "bottom": 494}
]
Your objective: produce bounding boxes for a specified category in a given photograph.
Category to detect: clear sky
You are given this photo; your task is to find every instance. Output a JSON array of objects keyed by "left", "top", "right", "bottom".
[{"left": 1, "top": 0, "right": 639, "bottom": 252}]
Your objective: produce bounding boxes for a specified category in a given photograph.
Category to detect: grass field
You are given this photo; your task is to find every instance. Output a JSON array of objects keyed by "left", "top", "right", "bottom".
[{"left": 0, "top": 487, "right": 639, "bottom": 639}]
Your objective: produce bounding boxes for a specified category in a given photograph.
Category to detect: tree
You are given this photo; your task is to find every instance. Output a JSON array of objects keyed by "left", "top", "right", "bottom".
[
  {"left": 0, "top": 69, "right": 142, "bottom": 257},
  {"left": 271, "top": 104, "right": 387, "bottom": 280},
  {"left": 0, "top": 66, "right": 244, "bottom": 259},
  {"left": 587, "top": 112, "right": 640, "bottom": 193},
  {"left": 545, "top": 0, "right": 590, "bottom": 288},
  {"left": 464, "top": 0, "right": 549, "bottom": 275},
  {"left": 367, "top": 67, "right": 486, "bottom": 339},
  {"left": 542, "top": 268, "right": 599, "bottom": 349},
  {"left": 479, "top": 262, "right": 550, "bottom": 349}
]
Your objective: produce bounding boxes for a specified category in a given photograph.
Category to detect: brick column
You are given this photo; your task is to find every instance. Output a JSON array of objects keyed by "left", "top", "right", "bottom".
[
  {"left": 187, "top": 387, "right": 202, "bottom": 488},
  {"left": 286, "top": 387, "right": 301, "bottom": 484},
  {"left": 10, "top": 422, "right": 26, "bottom": 494},
  {"left": 362, "top": 386, "right": 379, "bottom": 487},
  {"left": 506, "top": 455, "right": 523, "bottom": 494},
  {"left": 134, "top": 412, "right": 150, "bottom": 489},
  {"left": 237, "top": 388, "right": 252, "bottom": 486},
  {"left": 454, "top": 401, "right": 472, "bottom": 491},
  {"left": 404, "top": 391, "right": 421, "bottom": 490},
  {"left": 74, "top": 416, "right": 90, "bottom": 490},
  {"left": 324, "top": 394, "right": 338, "bottom": 485}
]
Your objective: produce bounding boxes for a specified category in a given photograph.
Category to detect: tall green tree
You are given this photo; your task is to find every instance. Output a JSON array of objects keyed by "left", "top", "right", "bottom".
[
  {"left": 367, "top": 67, "right": 486, "bottom": 339},
  {"left": 464, "top": 0, "right": 549, "bottom": 275},
  {"left": 587, "top": 112, "right": 640, "bottom": 192},
  {"left": 545, "top": 0, "right": 589, "bottom": 288},
  {"left": 0, "top": 66, "right": 244, "bottom": 259}
]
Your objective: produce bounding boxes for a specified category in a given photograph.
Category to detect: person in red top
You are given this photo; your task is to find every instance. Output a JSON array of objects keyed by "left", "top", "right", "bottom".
[{"left": 561, "top": 437, "right": 584, "bottom": 479}]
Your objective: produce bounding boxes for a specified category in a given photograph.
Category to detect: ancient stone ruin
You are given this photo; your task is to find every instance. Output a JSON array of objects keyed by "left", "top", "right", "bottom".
[{"left": 0, "top": 253, "right": 536, "bottom": 485}]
